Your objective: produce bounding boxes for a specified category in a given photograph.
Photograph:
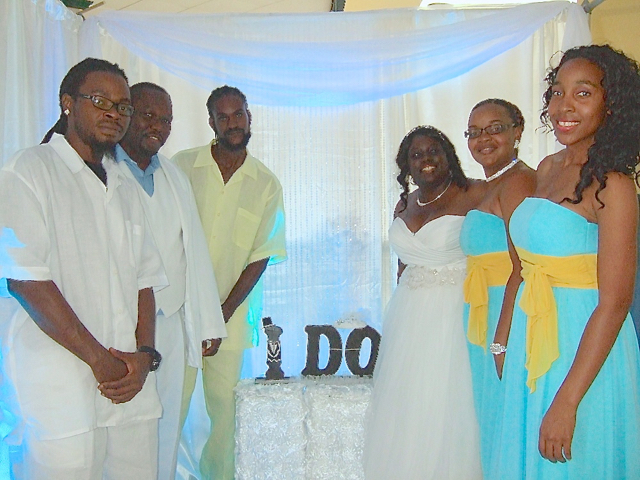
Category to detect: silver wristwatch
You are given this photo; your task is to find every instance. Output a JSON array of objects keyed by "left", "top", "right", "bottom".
[{"left": 138, "top": 345, "right": 162, "bottom": 371}]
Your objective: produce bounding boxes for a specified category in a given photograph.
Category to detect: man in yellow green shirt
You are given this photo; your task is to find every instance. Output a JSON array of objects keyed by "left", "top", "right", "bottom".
[{"left": 173, "top": 85, "right": 286, "bottom": 480}]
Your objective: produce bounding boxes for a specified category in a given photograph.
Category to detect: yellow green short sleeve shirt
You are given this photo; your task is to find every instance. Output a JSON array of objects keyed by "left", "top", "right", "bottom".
[{"left": 173, "top": 141, "right": 286, "bottom": 349}]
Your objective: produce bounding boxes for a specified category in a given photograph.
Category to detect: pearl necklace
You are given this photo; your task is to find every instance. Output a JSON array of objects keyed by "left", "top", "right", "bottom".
[
  {"left": 485, "top": 158, "right": 519, "bottom": 182},
  {"left": 416, "top": 177, "right": 452, "bottom": 207}
]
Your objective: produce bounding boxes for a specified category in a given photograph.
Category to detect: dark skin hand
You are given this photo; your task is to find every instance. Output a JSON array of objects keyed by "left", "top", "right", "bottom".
[
  {"left": 202, "top": 258, "right": 269, "bottom": 357},
  {"left": 221, "top": 258, "right": 269, "bottom": 323},
  {"left": 200, "top": 259, "right": 269, "bottom": 358},
  {"left": 7, "top": 279, "right": 128, "bottom": 383},
  {"left": 99, "top": 288, "right": 157, "bottom": 404},
  {"left": 202, "top": 337, "right": 223, "bottom": 357},
  {"left": 99, "top": 347, "right": 152, "bottom": 403}
]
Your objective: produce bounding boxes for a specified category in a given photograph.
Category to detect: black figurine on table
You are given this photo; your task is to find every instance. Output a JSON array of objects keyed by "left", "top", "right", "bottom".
[{"left": 262, "top": 317, "right": 285, "bottom": 380}]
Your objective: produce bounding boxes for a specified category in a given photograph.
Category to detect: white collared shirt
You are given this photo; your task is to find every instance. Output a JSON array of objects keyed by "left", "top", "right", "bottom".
[{"left": 0, "top": 134, "right": 167, "bottom": 441}]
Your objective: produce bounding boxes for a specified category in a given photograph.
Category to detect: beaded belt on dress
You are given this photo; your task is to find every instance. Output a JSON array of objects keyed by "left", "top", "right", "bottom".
[{"left": 399, "top": 265, "right": 466, "bottom": 289}]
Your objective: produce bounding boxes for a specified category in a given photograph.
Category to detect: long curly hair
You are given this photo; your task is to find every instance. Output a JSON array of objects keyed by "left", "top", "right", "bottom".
[
  {"left": 41, "top": 58, "right": 128, "bottom": 144},
  {"left": 540, "top": 45, "right": 640, "bottom": 207},
  {"left": 470, "top": 98, "right": 525, "bottom": 157},
  {"left": 396, "top": 126, "right": 468, "bottom": 212}
]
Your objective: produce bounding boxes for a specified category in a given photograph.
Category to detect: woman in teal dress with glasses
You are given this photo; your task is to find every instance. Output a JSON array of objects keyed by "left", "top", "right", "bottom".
[{"left": 460, "top": 98, "right": 535, "bottom": 477}]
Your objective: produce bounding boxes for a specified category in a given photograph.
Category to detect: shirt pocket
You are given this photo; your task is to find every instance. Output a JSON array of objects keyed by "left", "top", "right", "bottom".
[
  {"left": 124, "top": 220, "right": 144, "bottom": 267},
  {"left": 233, "top": 208, "right": 261, "bottom": 252}
]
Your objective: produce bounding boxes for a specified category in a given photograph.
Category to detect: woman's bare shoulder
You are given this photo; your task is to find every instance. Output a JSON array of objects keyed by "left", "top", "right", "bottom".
[
  {"left": 501, "top": 163, "right": 536, "bottom": 192},
  {"left": 536, "top": 152, "right": 563, "bottom": 175},
  {"left": 595, "top": 172, "right": 638, "bottom": 206},
  {"left": 394, "top": 197, "right": 408, "bottom": 218}
]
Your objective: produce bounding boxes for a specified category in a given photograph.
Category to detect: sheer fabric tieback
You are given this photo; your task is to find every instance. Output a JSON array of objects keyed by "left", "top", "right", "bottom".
[
  {"left": 517, "top": 248, "right": 597, "bottom": 392},
  {"left": 464, "top": 251, "right": 512, "bottom": 349}
]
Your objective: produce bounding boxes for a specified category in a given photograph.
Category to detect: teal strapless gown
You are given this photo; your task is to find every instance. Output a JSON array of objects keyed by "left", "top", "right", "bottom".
[
  {"left": 502, "top": 197, "right": 640, "bottom": 479},
  {"left": 460, "top": 210, "right": 509, "bottom": 478}
]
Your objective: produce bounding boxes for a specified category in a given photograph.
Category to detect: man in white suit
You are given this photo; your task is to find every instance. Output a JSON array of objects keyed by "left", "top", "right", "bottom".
[
  {"left": 113, "top": 82, "right": 227, "bottom": 480},
  {"left": 0, "top": 59, "right": 166, "bottom": 479}
]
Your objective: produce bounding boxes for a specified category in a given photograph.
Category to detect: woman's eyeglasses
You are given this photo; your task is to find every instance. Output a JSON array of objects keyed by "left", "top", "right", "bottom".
[{"left": 464, "top": 123, "right": 515, "bottom": 139}]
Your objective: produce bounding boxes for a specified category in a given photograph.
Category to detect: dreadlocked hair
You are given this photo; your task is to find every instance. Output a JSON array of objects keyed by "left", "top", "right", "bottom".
[
  {"left": 396, "top": 125, "right": 469, "bottom": 213},
  {"left": 41, "top": 58, "right": 128, "bottom": 144},
  {"left": 540, "top": 45, "right": 640, "bottom": 207},
  {"left": 206, "top": 85, "right": 248, "bottom": 118}
]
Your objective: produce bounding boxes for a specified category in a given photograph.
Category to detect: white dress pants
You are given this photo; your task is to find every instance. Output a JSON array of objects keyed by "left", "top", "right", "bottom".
[
  {"left": 23, "top": 419, "right": 158, "bottom": 480},
  {"left": 155, "top": 310, "right": 187, "bottom": 480}
]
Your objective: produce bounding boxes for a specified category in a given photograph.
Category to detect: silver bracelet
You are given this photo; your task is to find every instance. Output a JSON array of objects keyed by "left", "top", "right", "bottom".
[{"left": 489, "top": 342, "right": 507, "bottom": 355}]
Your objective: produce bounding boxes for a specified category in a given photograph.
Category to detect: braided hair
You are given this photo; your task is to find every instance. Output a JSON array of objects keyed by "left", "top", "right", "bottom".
[{"left": 41, "top": 58, "right": 128, "bottom": 144}]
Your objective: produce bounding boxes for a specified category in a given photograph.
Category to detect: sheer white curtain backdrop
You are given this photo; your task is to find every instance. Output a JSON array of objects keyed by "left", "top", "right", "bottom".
[
  {"left": 0, "top": 1, "right": 590, "bottom": 477},
  {"left": 0, "top": 0, "right": 81, "bottom": 168}
]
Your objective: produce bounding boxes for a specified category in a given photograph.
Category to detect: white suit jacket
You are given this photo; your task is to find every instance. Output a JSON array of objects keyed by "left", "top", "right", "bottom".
[{"left": 118, "top": 153, "right": 227, "bottom": 368}]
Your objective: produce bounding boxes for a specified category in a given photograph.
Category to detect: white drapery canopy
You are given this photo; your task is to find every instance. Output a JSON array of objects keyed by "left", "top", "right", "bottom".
[{"left": 79, "top": 2, "right": 586, "bottom": 107}]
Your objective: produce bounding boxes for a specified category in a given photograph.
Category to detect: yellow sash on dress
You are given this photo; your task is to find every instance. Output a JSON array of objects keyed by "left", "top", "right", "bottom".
[
  {"left": 463, "top": 251, "right": 512, "bottom": 349},
  {"left": 517, "top": 248, "right": 597, "bottom": 392}
]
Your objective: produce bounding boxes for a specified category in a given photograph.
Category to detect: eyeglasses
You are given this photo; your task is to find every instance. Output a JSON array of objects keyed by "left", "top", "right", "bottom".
[
  {"left": 78, "top": 94, "right": 135, "bottom": 117},
  {"left": 464, "top": 123, "right": 515, "bottom": 139}
]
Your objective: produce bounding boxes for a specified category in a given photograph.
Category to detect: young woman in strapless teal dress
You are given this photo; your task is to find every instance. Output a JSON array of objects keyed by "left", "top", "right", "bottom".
[{"left": 498, "top": 45, "right": 640, "bottom": 479}]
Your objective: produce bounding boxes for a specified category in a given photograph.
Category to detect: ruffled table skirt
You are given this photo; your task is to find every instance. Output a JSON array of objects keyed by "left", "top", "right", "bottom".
[{"left": 235, "top": 376, "right": 372, "bottom": 480}]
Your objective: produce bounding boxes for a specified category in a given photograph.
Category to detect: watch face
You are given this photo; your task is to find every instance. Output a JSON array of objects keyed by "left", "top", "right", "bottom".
[
  {"left": 150, "top": 350, "right": 162, "bottom": 371},
  {"left": 150, "top": 357, "right": 160, "bottom": 371},
  {"left": 138, "top": 346, "right": 162, "bottom": 371}
]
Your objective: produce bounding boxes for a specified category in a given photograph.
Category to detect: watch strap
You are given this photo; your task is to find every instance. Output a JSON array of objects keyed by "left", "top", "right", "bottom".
[{"left": 137, "top": 345, "right": 162, "bottom": 371}]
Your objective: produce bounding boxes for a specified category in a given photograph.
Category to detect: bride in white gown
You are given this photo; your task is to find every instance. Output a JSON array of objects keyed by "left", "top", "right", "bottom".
[{"left": 364, "top": 126, "right": 484, "bottom": 480}]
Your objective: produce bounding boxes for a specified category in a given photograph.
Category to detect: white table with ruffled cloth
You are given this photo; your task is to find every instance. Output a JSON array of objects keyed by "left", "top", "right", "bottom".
[{"left": 234, "top": 376, "right": 372, "bottom": 480}]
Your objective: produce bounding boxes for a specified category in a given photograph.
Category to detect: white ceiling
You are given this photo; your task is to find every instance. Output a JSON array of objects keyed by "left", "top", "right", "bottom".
[
  {"left": 78, "top": 0, "right": 334, "bottom": 16},
  {"left": 73, "top": 0, "right": 580, "bottom": 18}
]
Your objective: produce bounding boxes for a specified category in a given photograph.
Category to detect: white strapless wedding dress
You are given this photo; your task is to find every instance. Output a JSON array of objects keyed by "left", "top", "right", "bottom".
[{"left": 363, "top": 216, "right": 482, "bottom": 480}]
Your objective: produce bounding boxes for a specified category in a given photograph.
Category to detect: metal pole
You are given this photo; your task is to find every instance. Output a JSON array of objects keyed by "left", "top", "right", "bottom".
[{"left": 583, "top": 0, "right": 608, "bottom": 14}]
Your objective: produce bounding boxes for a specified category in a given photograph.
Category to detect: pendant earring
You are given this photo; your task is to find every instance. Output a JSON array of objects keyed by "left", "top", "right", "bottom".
[
  {"left": 514, "top": 139, "right": 520, "bottom": 149},
  {"left": 64, "top": 109, "right": 70, "bottom": 116},
  {"left": 407, "top": 175, "right": 416, "bottom": 186}
]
